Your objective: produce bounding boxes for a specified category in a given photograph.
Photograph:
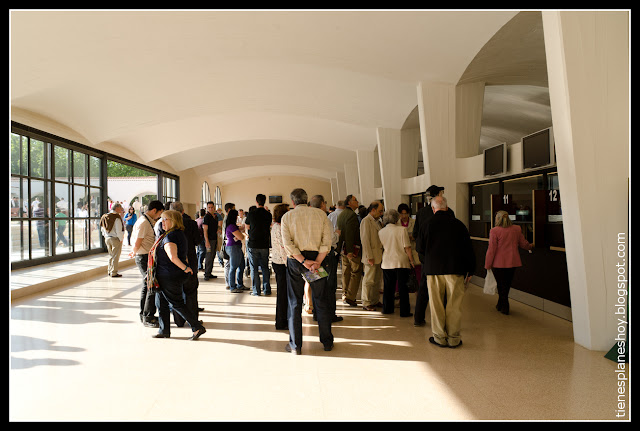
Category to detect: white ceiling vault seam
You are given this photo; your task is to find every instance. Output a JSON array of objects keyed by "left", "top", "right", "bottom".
[{"left": 10, "top": 10, "right": 553, "bottom": 184}]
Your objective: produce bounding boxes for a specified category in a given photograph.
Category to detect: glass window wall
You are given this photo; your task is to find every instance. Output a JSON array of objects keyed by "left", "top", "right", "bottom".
[
  {"left": 11, "top": 130, "right": 104, "bottom": 266},
  {"left": 11, "top": 123, "right": 180, "bottom": 269}
]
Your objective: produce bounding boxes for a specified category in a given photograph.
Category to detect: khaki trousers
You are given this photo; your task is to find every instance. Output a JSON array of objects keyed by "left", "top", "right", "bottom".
[
  {"left": 361, "top": 262, "right": 382, "bottom": 307},
  {"left": 426, "top": 274, "right": 466, "bottom": 347},
  {"left": 105, "top": 236, "right": 122, "bottom": 276},
  {"left": 341, "top": 254, "right": 363, "bottom": 301}
]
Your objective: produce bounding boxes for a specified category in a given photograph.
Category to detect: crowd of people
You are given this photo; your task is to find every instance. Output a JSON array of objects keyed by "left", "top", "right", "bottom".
[{"left": 96, "top": 184, "right": 532, "bottom": 351}]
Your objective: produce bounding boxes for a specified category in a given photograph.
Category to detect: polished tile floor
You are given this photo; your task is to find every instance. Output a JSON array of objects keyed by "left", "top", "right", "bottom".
[{"left": 10, "top": 254, "right": 625, "bottom": 421}]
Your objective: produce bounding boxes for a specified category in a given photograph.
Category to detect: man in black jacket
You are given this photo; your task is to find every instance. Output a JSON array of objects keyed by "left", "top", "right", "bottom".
[
  {"left": 420, "top": 196, "right": 475, "bottom": 348},
  {"left": 413, "top": 185, "right": 454, "bottom": 326}
]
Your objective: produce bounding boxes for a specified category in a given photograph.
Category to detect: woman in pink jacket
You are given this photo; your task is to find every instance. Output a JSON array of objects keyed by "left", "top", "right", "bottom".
[{"left": 484, "top": 210, "right": 533, "bottom": 314}]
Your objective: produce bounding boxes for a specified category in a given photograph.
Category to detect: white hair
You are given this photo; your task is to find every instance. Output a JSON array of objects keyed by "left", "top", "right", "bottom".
[{"left": 430, "top": 196, "right": 448, "bottom": 211}]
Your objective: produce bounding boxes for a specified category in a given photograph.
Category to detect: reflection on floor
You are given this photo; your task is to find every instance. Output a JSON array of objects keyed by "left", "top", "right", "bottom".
[{"left": 10, "top": 257, "right": 625, "bottom": 421}]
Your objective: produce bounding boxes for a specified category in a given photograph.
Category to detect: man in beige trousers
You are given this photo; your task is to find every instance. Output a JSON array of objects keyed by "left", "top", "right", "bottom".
[
  {"left": 359, "top": 201, "right": 385, "bottom": 311},
  {"left": 100, "top": 203, "right": 125, "bottom": 277},
  {"left": 419, "top": 196, "right": 475, "bottom": 348}
]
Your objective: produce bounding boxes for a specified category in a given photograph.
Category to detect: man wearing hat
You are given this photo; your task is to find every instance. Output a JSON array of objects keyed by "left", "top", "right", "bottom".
[{"left": 412, "top": 185, "right": 454, "bottom": 327}]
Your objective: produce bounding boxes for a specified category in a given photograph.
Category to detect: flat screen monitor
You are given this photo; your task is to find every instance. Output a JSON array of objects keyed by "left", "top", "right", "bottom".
[
  {"left": 522, "top": 127, "right": 555, "bottom": 171},
  {"left": 269, "top": 195, "right": 282, "bottom": 204},
  {"left": 483, "top": 142, "right": 507, "bottom": 177}
]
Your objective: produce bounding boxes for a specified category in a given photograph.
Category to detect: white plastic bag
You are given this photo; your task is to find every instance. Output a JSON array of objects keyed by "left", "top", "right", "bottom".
[{"left": 484, "top": 269, "right": 497, "bottom": 295}]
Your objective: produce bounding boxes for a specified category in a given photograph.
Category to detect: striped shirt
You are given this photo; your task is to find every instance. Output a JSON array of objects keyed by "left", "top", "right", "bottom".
[{"left": 280, "top": 204, "right": 333, "bottom": 257}]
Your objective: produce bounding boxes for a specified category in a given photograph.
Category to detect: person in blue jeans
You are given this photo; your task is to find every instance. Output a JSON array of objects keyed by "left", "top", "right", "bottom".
[
  {"left": 224, "top": 209, "right": 246, "bottom": 293},
  {"left": 244, "top": 194, "right": 273, "bottom": 296}
]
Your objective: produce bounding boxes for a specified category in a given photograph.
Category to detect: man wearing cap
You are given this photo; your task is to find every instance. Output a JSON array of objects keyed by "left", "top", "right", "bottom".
[{"left": 412, "top": 185, "right": 454, "bottom": 327}]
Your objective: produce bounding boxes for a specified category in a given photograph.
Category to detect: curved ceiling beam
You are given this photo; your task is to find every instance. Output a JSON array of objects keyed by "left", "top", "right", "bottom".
[
  {"left": 206, "top": 165, "right": 337, "bottom": 186},
  {"left": 190, "top": 153, "right": 348, "bottom": 179},
  {"left": 165, "top": 138, "right": 356, "bottom": 173},
  {"left": 122, "top": 111, "right": 373, "bottom": 167}
]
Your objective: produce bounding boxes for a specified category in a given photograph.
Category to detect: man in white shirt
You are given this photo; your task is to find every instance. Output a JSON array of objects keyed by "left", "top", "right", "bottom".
[
  {"left": 100, "top": 203, "right": 125, "bottom": 277},
  {"left": 280, "top": 188, "right": 334, "bottom": 354},
  {"left": 327, "top": 200, "right": 344, "bottom": 231},
  {"left": 128, "top": 200, "right": 164, "bottom": 327}
]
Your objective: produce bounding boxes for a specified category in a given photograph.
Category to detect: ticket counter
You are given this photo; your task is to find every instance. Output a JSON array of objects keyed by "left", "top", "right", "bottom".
[{"left": 469, "top": 168, "right": 571, "bottom": 319}]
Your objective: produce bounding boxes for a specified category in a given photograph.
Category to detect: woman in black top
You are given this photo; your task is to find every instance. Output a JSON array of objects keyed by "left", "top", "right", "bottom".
[{"left": 152, "top": 210, "right": 206, "bottom": 340}]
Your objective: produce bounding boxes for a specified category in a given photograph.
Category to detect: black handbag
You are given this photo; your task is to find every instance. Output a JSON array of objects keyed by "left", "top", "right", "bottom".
[{"left": 407, "top": 270, "right": 419, "bottom": 293}]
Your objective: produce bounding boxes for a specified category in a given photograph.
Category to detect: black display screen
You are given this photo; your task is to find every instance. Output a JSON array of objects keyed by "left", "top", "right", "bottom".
[
  {"left": 484, "top": 143, "right": 506, "bottom": 176},
  {"left": 522, "top": 129, "right": 551, "bottom": 169}
]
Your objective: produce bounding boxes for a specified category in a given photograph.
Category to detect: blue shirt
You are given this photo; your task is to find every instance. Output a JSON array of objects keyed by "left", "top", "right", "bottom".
[{"left": 124, "top": 212, "right": 137, "bottom": 226}]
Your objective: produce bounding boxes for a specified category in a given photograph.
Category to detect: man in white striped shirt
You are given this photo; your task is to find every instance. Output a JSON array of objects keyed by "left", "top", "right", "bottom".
[{"left": 280, "top": 188, "right": 334, "bottom": 354}]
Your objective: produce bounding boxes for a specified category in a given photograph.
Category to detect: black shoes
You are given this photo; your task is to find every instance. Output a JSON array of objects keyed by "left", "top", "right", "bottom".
[
  {"left": 190, "top": 327, "right": 206, "bottom": 341},
  {"left": 152, "top": 333, "right": 170, "bottom": 339},
  {"left": 429, "top": 337, "right": 448, "bottom": 348},
  {"left": 143, "top": 317, "right": 159, "bottom": 328},
  {"left": 429, "top": 336, "right": 462, "bottom": 348}
]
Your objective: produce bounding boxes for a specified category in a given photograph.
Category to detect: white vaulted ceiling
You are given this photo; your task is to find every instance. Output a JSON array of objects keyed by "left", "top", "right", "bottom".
[{"left": 10, "top": 10, "right": 551, "bottom": 185}]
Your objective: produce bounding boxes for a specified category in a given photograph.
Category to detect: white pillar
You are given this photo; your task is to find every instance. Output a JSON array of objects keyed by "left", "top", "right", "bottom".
[
  {"left": 455, "top": 81, "right": 485, "bottom": 158},
  {"left": 376, "top": 127, "right": 402, "bottom": 212},
  {"left": 356, "top": 149, "right": 376, "bottom": 207},
  {"left": 336, "top": 172, "right": 347, "bottom": 205},
  {"left": 330, "top": 177, "right": 339, "bottom": 205},
  {"left": 542, "top": 11, "right": 629, "bottom": 350},
  {"left": 417, "top": 81, "right": 457, "bottom": 213},
  {"left": 400, "top": 128, "right": 421, "bottom": 179},
  {"left": 344, "top": 161, "right": 360, "bottom": 198}
]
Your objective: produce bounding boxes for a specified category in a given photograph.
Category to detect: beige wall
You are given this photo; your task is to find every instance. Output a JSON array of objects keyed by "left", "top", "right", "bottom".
[{"left": 218, "top": 175, "right": 332, "bottom": 213}]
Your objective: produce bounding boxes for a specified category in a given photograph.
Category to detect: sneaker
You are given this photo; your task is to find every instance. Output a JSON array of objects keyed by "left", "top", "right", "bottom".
[{"left": 285, "top": 343, "right": 301, "bottom": 355}]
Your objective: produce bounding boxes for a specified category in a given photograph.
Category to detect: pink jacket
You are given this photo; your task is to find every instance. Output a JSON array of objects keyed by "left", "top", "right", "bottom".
[{"left": 484, "top": 225, "right": 533, "bottom": 269}]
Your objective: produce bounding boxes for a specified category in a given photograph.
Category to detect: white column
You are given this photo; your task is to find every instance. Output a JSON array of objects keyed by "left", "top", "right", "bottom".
[
  {"left": 455, "top": 81, "right": 485, "bottom": 158},
  {"left": 330, "top": 177, "right": 339, "bottom": 205},
  {"left": 400, "top": 128, "right": 421, "bottom": 178},
  {"left": 417, "top": 81, "right": 457, "bottom": 213},
  {"left": 336, "top": 172, "right": 347, "bottom": 204},
  {"left": 376, "top": 127, "right": 402, "bottom": 212},
  {"left": 542, "top": 11, "right": 629, "bottom": 350},
  {"left": 344, "top": 161, "right": 360, "bottom": 198},
  {"left": 356, "top": 149, "right": 376, "bottom": 207}
]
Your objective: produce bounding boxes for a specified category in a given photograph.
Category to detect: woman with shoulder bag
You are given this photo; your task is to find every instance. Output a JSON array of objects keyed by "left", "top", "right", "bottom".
[
  {"left": 151, "top": 210, "right": 206, "bottom": 340},
  {"left": 224, "top": 209, "right": 247, "bottom": 293},
  {"left": 484, "top": 210, "right": 533, "bottom": 315},
  {"left": 378, "top": 209, "right": 415, "bottom": 317}
]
